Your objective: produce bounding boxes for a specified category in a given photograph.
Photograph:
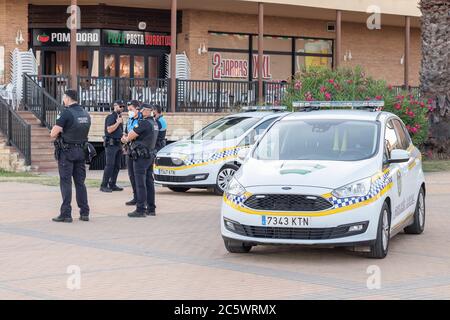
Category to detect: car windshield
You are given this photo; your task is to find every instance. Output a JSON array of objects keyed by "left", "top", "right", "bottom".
[
  {"left": 253, "top": 119, "right": 379, "bottom": 161},
  {"left": 190, "top": 116, "right": 260, "bottom": 141}
]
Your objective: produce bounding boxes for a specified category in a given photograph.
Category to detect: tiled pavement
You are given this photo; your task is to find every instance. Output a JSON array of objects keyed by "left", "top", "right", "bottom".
[{"left": 0, "top": 171, "right": 449, "bottom": 300}]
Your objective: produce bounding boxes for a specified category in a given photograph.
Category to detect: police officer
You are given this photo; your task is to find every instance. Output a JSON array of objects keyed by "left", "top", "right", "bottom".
[
  {"left": 153, "top": 104, "right": 167, "bottom": 152},
  {"left": 50, "top": 89, "right": 91, "bottom": 223},
  {"left": 122, "top": 100, "right": 142, "bottom": 206},
  {"left": 122, "top": 103, "right": 159, "bottom": 218},
  {"left": 100, "top": 100, "right": 125, "bottom": 193}
]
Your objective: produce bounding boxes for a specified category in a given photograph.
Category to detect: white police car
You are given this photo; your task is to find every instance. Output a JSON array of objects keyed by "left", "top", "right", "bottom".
[
  {"left": 221, "top": 102, "right": 425, "bottom": 258},
  {"left": 154, "top": 107, "right": 289, "bottom": 195}
]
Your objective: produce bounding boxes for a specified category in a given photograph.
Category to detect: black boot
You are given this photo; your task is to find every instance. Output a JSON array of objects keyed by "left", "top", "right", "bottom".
[
  {"left": 100, "top": 186, "right": 113, "bottom": 193},
  {"left": 146, "top": 209, "right": 156, "bottom": 216},
  {"left": 79, "top": 215, "right": 89, "bottom": 222},
  {"left": 125, "top": 199, "right": 137, "bottom": 206},
  {"left": 110, "top": 185, "right": 124, "bottom": 192},
  {"left": 52, "top": 215, "right": 73, "bottom": 223},
  {"left": 128, "top": 210, "right": 146, "bottom": 218}
]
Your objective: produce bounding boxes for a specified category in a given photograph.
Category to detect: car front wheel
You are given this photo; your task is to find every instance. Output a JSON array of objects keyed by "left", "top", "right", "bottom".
[
  {"left": 213, "top": 164, "right": 239, "bottom": 195},
  {"left": 404, "top": 188, "right": 425, "bottom": 234},
  {"left": 224, "top": 238, "right": 252, "bottom": 253},
  {"left": 168, "top": 186, "right": 190, "bottom": 193},
  {"left": 368, "top": 201, "right": 391, "bottom": 259}
]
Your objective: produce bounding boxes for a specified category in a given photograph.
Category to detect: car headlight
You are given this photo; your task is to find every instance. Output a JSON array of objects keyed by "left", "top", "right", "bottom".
[
  {"left": 332, "top": 177, "right": 372, "bottom": 198},
  {"left": 226, "top": 177, "right": 246, "bottom": 197},
  {"left": 171, "top": 157, "right": 184, "bottom": 166}
]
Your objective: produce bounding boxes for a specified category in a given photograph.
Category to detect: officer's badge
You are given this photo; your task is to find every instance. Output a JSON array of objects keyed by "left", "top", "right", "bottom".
[
  {"left": 134, "top": 124, "right": 139, "bottom": 128},
  {"left": 56, "top": 114, "right": 61, "bottom": 120}
]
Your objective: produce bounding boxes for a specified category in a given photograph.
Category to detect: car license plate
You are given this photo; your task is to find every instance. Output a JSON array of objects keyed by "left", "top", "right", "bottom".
[
  {"left": 157, "top": 169, "right": 176, "bottom": 175},
  {"left": 262, "top": 215, "right": 311, "bottom": 228}
]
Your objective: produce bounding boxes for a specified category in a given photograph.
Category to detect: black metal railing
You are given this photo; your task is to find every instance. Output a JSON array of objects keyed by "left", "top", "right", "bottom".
[
  {"left": 0, "top": 96, "right": 31, "bottom": 165},
  {"left": 392, "top": 85, "right": 421, "bottom": 99},
  {"left": 176, "top": 80, "right": 259, "bottom": 112},
  {"left": 28, "top": 74, "right": 69, "bottom": 105},
  {"left": 23, "top": 74, "right": 64, "bottom": 130},
  {"left": 78, "top": 77, "right": 169, "bottom": 112}
]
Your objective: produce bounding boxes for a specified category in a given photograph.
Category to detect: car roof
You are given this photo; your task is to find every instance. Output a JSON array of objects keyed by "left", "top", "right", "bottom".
[
  {"left": 281, "top": 110, "right": 391, "bottom": 122},
  {"left": 225, "top": 111, "right": 290, "bottom": 119}
]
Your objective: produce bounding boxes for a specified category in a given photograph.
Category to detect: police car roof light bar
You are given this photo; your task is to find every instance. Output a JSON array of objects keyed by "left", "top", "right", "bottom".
[
  {"left": 241, "top": 105, "right": 288, "bottom": 112},
  {"left": 292, "top": 100, "right": 384, "bottom": 112}
]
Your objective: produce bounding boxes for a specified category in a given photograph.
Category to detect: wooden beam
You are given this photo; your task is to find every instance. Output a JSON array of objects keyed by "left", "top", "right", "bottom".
[
  {"left": 404, "top": 15, "right": 410, "bottom": 88},
  {"left": 70, "top": 0, "right": 77, "bottom": 89},
  {"left": 258, "top": 2, "right": 264, "bottom": 104},
  {"left": 170, "top": 0, "right": 177, "bottom": 112},
  {"left": 335, "top": 10, "right": 342, "bottom": 69}
]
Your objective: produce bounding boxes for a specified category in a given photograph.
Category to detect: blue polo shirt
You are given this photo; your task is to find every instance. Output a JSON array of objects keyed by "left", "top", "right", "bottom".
[{"left": 126, "top": 113, "right": 142, "bottom": 133}]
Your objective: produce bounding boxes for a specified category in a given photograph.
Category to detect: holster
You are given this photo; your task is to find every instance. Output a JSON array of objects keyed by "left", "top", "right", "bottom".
[{"left": 84, "top": 142, "right": 97, "bottom": 164}]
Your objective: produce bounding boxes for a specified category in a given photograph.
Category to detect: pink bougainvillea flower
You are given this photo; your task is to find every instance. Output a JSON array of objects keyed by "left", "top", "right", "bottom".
[
  {"left": 420, "top": 102, "right": 425, "bottom": 108},
  {"left": 394, "top": 103, "right": 402, "bottom": 110},
  {"left": 411, "top": 127, "right": 418, "bottom": 134},
  {"left": 294, "top": 81, "right": 302, "bottom": 90},
  {"left": 328, "top": 79, "right": 335, "bottom": 84},
  {"left": 325, "top": 92, "right": 332, "bottom": 100},
  {"left": 388, "top": 84, "right": 393, "bottom": 90},
  {"left": 375, "top": 95, "right": 383, "bottom": 100},
  {"left": 320, "top": 86, "right": 327, "bottom": 93}
]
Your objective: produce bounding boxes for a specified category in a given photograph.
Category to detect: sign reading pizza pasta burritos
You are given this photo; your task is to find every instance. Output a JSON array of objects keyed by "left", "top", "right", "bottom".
[
  {"left": 32, "top": 29, "right": 101, "bottom": 46},
  {"left": 102, "top": 30, "right": 171, "bottom": 47}
]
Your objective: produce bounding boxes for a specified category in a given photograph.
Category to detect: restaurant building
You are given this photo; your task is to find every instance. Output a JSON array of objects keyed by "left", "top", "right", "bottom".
[
  {"left": 0, "top": 0, "right": 423, "bottom": 171},
  {"left": 0, "top": 0, "right": 421, "bottom": 87}
]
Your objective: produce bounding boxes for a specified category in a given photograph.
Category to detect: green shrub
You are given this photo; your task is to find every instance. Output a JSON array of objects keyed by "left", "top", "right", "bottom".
[{"left": 282, "top": 66, "right": 431, "bottom": 146}]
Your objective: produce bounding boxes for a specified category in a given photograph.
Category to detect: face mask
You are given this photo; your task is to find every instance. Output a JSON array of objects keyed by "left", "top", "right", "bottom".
[{"left": 128, "top": 111, "right": 135, "bottom": 118}]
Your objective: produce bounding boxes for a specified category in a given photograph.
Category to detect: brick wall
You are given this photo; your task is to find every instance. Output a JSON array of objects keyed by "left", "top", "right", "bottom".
[
  {"left": 0, "top": 0, "right": 29, "bottom": 84},
  {"left": 89, "top": 112, "right": 226, "bottom": 143},
  {"left": 179, "top": 10, "right": 420, "bottom": 86}
]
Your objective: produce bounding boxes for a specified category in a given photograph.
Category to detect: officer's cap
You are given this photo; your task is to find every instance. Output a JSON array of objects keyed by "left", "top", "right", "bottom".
[
  {"left": 127, "top": 100, "right": 141, "bottom": 108},
  {"left": 138, "top": 103, "right": 153, "bottom": 111},
  {"left": 114, "top": 100, "right": 125, "bottom": 107}
]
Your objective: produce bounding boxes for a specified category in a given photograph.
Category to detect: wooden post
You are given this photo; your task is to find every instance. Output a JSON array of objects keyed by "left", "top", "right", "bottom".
[
  {"left": 258, "top": 2, "right": 264, "bottom": 104},
  {"left": 335, "top": 10, "right": 342, "bottom": 69},
  {"left": 70, "top": 0, "right": 77, "bottom": 89},
  {"left": 171, "top": 0, "right": 177, "bottom": 112},
  {"left": 404, "top": 16, "right": 410, "bottom": 89}
]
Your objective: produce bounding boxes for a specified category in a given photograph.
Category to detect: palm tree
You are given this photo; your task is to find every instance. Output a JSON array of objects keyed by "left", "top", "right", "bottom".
[{"left": 419, "top": 0, "right": 450, "bottom": 158}]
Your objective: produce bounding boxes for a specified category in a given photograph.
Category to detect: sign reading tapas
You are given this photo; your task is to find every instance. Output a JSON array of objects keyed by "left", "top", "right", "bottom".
[
  {"left": 212, "top": 52, "right": 272, "bottom": 80},
  {"left": 33, "top": 29, "right": 100, "bottom": 46},
  {"left": 103, "top": 30, "right": 171, "bottom": 47}
]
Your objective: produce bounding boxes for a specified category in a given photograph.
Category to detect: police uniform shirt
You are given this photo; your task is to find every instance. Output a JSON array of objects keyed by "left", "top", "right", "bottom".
[
  {"left": 126, "top": 114, "right": 142, "bottom": 134},
  {"left": 132, "top": 117, "right": 159, "bottom": 151},
  {"left": 56, "top": 104, "right": 91, "bottom": 144},
  {"left": 105, "top": 112, "right": 123, "bottom": 139}
]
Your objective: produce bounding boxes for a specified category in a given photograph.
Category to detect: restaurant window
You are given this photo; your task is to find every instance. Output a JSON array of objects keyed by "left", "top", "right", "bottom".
[
  {"left": 208, "top": 33, "right": 249, "bottom": 50},
  {"left": 148, "top": 56, "right": 159, "bottom": 79},
  {"left": 295, "top": 38, "right": 333, "bottom": 71},
  {"left": 252, "top": 36, "right": 292, "bottom": 52},
  {"left": 295, "top": 55, "right": 333, "bottom": 73},
  {"left": 119, "top": 55, "right": 130, "bottom": 78},
  {"left": 134, "top": 56, "right": 145, "bottom": 78},
  {"left": 104, "top": 54, "right": 115, "bottom": 77}
]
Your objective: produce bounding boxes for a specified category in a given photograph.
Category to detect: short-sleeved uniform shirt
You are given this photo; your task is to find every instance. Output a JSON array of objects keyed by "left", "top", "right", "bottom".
[
  {"left": 132, "top": 117, "right": 155, "bottom": 148},
  {"left": 104, "top": 112, "right": 123, "bottom": 139},
  {"left": 56, "top": 104, "right": 78, "bottom": 129},
  {"left": 126, "top": 114, "right": 142, "bottom": 134}
]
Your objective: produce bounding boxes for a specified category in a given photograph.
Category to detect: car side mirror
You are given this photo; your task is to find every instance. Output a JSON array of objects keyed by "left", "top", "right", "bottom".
[
  {"left": 388, "top": 149, "right": 410, "bottom": 164},
  {"left": 237, "top": 148, "right": 250, "bottom": 161}
]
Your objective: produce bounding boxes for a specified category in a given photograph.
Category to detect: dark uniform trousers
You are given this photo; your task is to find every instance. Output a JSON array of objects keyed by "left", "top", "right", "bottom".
[
  {"left": 58, "top": 147, "right": 90, "bottom": 217},
  {"left": 133, "top": 155, "right": 156, "bottom": 213},
  {"left": 127, "top": 156, "right": 137, "bottom": 201},
  {"left": 101, "top": 144, "right": 122, "bottom": 188}
]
